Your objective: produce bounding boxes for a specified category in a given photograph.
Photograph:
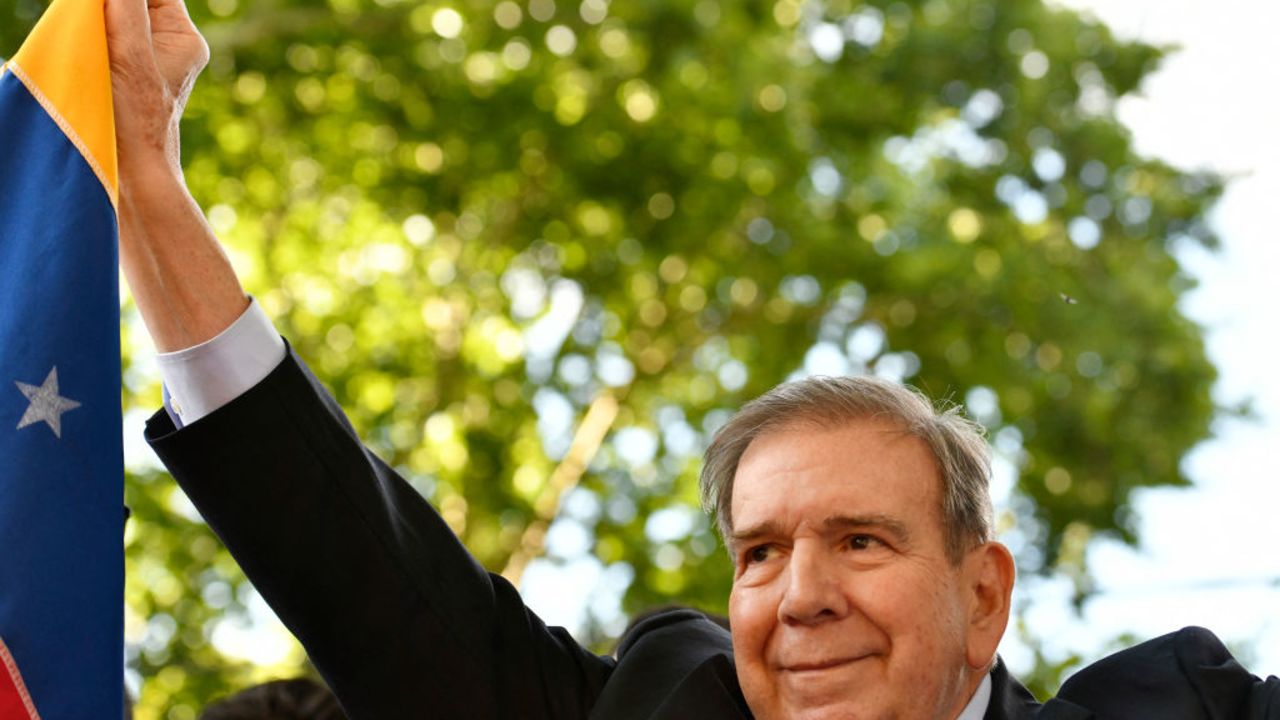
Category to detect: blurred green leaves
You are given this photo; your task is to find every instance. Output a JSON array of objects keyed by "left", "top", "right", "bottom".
[{"left": 1, "top": 0, "right": 1222, "bottom": 713}]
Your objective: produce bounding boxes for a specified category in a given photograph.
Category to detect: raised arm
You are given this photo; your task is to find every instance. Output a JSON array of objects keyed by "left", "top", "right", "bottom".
[
  {"left": 107, "top": 0, "right": 247, "bottom": 351},
  {"left": 107, "top": 1, "right": 617, "bottom": 715}
]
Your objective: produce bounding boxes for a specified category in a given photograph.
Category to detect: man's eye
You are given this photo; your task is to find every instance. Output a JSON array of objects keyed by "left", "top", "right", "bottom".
[
  {"left": 746, "top": 545, "right": 773, "bottom": 564},
  {"left": 848, "top": 534, "right": 881, "bottom": 550}
]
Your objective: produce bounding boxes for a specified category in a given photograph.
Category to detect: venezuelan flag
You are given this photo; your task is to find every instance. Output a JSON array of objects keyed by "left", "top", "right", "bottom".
[{"left": 0, "top": 0, "right": 125, "bottom": 717}]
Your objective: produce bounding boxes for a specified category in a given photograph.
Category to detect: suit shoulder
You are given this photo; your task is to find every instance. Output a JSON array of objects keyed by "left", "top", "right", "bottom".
[
  {"left": 1056, "top": 627, "right": 1276, "bottom": 719},
  {"left": 594, "top": 609, "right": 744, "bottom": 719},
  {"left": 616, "top": 607, "right": 732, "bottom": 662}
]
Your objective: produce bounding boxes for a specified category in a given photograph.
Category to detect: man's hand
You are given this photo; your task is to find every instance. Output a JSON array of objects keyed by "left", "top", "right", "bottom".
[
  {"left": 107, "top": 0, "right": 249, "bottom": 352},
  {"left": 106, "top": 0, "right": 209, "bottom": 178}
]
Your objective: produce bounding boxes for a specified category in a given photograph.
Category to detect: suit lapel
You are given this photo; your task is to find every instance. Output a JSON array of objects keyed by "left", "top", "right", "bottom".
[
  {"left": 985, "top": 657, "right": 1043, "bottom": 720},
  {"left": 984, "top": 657, "right": 1093, "bottom": 720}
]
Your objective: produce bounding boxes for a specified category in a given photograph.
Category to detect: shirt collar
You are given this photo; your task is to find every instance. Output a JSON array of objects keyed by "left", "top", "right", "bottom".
[{"left": 956, "top": 673, "right": 993, "bottom": 720}]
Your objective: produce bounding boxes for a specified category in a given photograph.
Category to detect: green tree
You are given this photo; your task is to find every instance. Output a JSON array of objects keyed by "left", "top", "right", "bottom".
[{"left": 2, "top": 0, "right": 1222, "bottom": 715}]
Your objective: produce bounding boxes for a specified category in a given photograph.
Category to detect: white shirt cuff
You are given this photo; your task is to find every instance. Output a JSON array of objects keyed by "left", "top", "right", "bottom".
[{"left": 157, "top": 297, "right": 286, "bottom": 427}]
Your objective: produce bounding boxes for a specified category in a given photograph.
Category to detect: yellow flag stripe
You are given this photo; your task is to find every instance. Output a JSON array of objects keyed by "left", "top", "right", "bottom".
[{"left": 10, "top": 0, "right": 118, "bottom": 209}]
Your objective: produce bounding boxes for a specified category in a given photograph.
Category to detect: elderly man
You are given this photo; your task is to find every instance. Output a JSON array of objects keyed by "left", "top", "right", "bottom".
[
  {"left": 701, "top": 379, "right": 1015, "bottom": 719},
  {"left": 108, "top": 0, "right": 1277, "bottom": 717}
]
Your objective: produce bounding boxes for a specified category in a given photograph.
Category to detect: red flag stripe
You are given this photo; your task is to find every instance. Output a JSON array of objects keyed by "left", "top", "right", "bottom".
[{"left": 0, "top": 637, "right": 40, "bottom": 720}]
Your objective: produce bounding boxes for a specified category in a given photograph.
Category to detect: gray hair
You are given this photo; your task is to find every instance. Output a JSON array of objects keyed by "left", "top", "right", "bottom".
[{"left": 700, "top": 375, "right": 993, "bottom": 564}]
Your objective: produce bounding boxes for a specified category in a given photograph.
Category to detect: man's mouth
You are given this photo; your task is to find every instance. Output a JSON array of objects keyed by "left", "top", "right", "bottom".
[{"left": 780, "top": 655, "right": 869, "bottom": 672}]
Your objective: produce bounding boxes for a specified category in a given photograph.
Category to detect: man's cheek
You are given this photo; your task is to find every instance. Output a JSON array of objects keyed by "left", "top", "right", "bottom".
[
  {"left": 729, "top": 593, "right": 774, "bottom": 670},
  {"left": 730, "top": 587, "right": 771, "bottom": 628}
]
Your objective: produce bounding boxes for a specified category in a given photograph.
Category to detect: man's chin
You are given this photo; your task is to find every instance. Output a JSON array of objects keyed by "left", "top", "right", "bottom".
[
  {"left": 769, "top": 698, "right": 888, "bottom": 720},
  {"left": 774, "top": 658, "right": 885, "bottom": 719}
]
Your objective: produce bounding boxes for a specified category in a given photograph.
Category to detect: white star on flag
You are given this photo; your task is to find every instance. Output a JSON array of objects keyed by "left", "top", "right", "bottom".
[{"left": 15, "top": 366, "right": 81, "bottom": 439}]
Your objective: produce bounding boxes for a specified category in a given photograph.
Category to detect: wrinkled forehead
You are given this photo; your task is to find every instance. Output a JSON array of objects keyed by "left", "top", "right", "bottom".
[{"left": 729, "top": 418, "right": 944, "bottom": 530}]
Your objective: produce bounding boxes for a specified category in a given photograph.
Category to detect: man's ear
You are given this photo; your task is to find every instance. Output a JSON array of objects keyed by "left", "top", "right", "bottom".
[{"left": 963, "top": 541, "right": 1016, "bottom": 670}]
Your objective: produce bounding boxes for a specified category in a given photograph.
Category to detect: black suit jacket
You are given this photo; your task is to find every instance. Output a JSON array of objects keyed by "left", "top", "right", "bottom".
[{"left": 145, "top": 349, "right": 1278, "bottom": 719}]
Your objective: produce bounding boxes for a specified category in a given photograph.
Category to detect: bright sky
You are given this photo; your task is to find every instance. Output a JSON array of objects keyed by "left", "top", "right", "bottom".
[{"left": 1004, "top": 0, "right": 1280, "bottom": 678}]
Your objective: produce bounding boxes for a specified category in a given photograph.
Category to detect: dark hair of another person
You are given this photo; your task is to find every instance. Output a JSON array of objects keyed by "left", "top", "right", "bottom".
[
  {"left": 199, "top": 678, "right": 346, "bottom": 720},
  {"left": 621, "top": 604, "right": 731, "bottom": 638}
]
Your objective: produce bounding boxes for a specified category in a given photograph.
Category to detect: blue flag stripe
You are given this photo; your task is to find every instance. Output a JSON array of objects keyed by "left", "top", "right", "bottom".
[{"left": 0, "top": 62, "right": 124, "bottom": 720}]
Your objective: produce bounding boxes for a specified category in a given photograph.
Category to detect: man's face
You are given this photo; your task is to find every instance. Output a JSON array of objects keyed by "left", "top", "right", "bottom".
[{"left": 727, "top": 419, "right": 985, "bottom": 720}]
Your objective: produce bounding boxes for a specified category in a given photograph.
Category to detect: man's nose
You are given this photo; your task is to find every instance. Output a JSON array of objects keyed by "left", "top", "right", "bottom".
[{"left": 777, "top": 543, "right": 848, "bottom": 625}]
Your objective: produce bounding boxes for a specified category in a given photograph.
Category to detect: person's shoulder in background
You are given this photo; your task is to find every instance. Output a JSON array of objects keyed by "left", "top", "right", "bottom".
[
  {"left": 200, "top": 678, "right": 346, "bottom": 720},
  {"left": 1055, "top": 626, "right": 1279, "bottom": 719}
]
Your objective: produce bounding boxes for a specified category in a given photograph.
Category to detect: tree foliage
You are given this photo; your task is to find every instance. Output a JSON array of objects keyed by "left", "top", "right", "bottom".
[{"left": 2, "top": 0, "right": 1221, "bottom": 715}]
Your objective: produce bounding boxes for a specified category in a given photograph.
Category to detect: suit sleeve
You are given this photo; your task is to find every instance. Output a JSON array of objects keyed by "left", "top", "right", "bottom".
[{"left": 145, "top": 346, "right": 614, "bottom": 720}]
